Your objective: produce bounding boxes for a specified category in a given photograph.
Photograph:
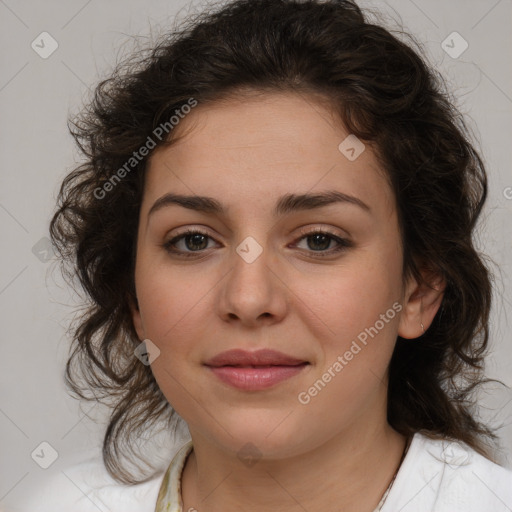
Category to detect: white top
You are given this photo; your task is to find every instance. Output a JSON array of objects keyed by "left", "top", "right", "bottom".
[{"left": 21, "top": 433, "right": 512, "bottom": 512}]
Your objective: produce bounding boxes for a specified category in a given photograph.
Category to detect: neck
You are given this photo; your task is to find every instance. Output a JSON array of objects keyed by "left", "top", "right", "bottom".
[{"left": 181, "top": 420, "right": 407, "bottom": 512}]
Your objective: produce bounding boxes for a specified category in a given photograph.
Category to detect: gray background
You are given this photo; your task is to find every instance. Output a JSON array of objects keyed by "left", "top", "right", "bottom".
[{"left": 1, "top": 0, "right": 511, "bottom": 510}]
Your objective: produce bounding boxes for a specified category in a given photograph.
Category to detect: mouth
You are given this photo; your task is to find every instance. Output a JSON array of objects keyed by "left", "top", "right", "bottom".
[
  {"left": 204, "top": 348, "right": 309, "bottom": 368},
  {"left": 216, "top": 363, "right": 308, "bottom": 368},
  {"left": 204, "top": 350, "right": 310, "bottom": 391}
]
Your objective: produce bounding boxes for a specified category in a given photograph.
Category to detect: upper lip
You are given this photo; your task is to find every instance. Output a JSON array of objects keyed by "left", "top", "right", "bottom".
[{"left": 205, "top": 349, "right": 308, "bottom": 367}]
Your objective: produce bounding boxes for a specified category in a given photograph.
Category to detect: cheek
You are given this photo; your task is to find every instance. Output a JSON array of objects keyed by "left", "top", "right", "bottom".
[
  {"left": 134, "top": 256, "right": 202, "bottom": 345},
  {"left": 304, "top": 238, "right": 403, "bottom": 379},
  {"left": 321, "top": 243, "right": 401, "bottom": 331},
  {"left": 134, "top": 262, "right": 211, "bottom": 404},
  {"left": 134, "top": 253, "right": 227, "bottom": 373},
  {"left": 294, "top": 257, "right": 402, "bottom": 426}
]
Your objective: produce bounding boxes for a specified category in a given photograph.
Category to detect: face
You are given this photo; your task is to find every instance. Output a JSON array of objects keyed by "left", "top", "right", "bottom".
[{"left": 132, "top": 91, "right": 414, "bottom": 458}]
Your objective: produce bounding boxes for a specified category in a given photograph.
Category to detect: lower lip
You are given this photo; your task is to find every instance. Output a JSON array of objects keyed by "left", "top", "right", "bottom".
[{"left": 207, "top": 364, "right": 309, "bottom": 390}]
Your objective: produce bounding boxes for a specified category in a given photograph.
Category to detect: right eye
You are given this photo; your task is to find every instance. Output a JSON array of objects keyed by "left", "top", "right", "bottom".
[{"left": 162, "top": 228, "right": 218, "bottom": 257}]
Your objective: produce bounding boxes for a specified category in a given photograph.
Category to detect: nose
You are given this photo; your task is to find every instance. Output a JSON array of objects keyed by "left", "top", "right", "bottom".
[{"left": 216, "top": 235, "right": 288, "bottom": 328}]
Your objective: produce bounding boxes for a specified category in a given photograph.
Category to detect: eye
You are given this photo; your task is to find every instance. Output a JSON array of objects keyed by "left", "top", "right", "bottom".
[
  {"left": 292, "top": 228, "right": 352, "bottom": 258},
  {"left": 162, "top": 228, "right": 217, "bottom": 257},
  {"left": 162, "top": 227, "right": 352, "bottom": 258}
]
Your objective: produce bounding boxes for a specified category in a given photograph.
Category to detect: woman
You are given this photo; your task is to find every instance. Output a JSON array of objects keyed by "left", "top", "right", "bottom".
[{"left": 31, "top": 0, "right": 512, "bottom": 510}]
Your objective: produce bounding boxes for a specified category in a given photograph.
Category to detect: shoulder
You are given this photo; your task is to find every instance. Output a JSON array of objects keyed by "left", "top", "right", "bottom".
[
  {"left": 20, "top": 456, "right": 164, "bottom": 512},
  {"left": 383, "top": 432, "right": 512, "bottom": 512}
]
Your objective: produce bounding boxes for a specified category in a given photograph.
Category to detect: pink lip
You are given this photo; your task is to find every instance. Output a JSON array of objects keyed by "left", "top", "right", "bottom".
[
  {"left": 204, "top": 349, "right": 309, "bottom": 391},
  {"left": 205, "top": 348, "right": 307, "bottom": 367}
]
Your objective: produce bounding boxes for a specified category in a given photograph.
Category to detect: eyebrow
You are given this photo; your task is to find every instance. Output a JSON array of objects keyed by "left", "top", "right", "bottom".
[{"left": 147, "top": 190, "right": 371, "bottom": 220}]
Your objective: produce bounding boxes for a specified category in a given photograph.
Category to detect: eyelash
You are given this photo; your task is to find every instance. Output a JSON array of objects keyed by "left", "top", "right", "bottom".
[{"left": 162, "top": 227, "right": 352, "bottom": 259}]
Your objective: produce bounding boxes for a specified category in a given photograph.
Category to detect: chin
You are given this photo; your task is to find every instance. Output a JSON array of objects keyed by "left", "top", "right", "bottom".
[{"left": 205, "top": 413, "right": 313, "bottom": 459}]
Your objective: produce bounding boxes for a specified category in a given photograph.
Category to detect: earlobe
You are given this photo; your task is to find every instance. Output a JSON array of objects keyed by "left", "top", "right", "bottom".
[{"left": 398, "top": 269, "right": 445, "bottom": 339}]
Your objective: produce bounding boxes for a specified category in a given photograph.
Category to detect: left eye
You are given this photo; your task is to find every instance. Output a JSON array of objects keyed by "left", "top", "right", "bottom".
[
  {"left": 162, "top": 228, "right": 351, "bottom": 258},
  {"left": 292, "top": 229, "right": 352, "bottom": 257}
]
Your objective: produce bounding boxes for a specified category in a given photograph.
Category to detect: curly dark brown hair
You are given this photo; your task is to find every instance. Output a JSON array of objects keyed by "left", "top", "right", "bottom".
[{"left": 50, "top": 0, "right": 499, "bottom": 484}]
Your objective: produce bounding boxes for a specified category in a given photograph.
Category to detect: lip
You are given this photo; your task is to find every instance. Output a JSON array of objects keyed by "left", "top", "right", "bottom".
[
  {"left": 204, "top": 349, "right": 310, "bottom": 391},
  {"left": 205, "top": 348, "right": 307, "bottom": 367}
]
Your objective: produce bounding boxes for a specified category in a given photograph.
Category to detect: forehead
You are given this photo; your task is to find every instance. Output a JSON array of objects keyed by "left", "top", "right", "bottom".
[{"left": 143, "top": 91, "right": 394, "bottom": 219}]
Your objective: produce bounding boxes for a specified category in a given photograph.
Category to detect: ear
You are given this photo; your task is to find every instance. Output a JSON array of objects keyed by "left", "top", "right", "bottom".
[
  {"left": 128, "top": 294, "right": 145, "bottom": 341},
  {"left": 398, "top": 266, "right": 445, "bottom": 339}
]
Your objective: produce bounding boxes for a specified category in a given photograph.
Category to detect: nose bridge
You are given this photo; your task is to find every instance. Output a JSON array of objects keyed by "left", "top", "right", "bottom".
[
  {"left": 235, "top": 234, "right": 266, "bottom": 266},
  {"left": 219, "top": 232, "right": 285, "bottom": 322},
  {"left": 230, "top": 233, "right": 273, "bottom": 293}
]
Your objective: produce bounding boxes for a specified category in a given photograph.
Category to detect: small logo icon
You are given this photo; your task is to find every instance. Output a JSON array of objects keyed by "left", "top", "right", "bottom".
[
  {"left": 237, "top": 442, "right": 262, "bottom": 468},
  {"left": 338, "top": 134, "right": 365, "bottom": 161},
  {"left": 31, "top": 32, "right": 59, "bottom": 59},
  {"left": 31, "top": 236, "right": 54, "bottom": 262},
  {"left": 503, "top": 186, "right": 512, "bottom": 200},
  {"left": 134, "top": 339, "right": 161, "bottom": 365},
  {"left": 236, "top": 236, "right": 263, "bottom": 264},
  {"left": 31, "top": 441, "right": 59, "bottom": 469},
  {"left": 441, "top": 32, "right": 468, "bottom": 59}
]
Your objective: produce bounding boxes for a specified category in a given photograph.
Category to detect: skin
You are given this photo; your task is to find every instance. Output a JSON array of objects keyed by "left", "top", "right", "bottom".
[{"left": 131, "top": 90, "right": 444, "bottom": 512}]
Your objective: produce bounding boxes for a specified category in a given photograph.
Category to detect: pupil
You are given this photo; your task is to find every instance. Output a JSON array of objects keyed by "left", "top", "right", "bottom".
[
  {"left": 308, "top": 234, "right": 330, "bottom": 251},
  {"left": 186, "top": 234, "right": 207, "bottom": 251}
]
